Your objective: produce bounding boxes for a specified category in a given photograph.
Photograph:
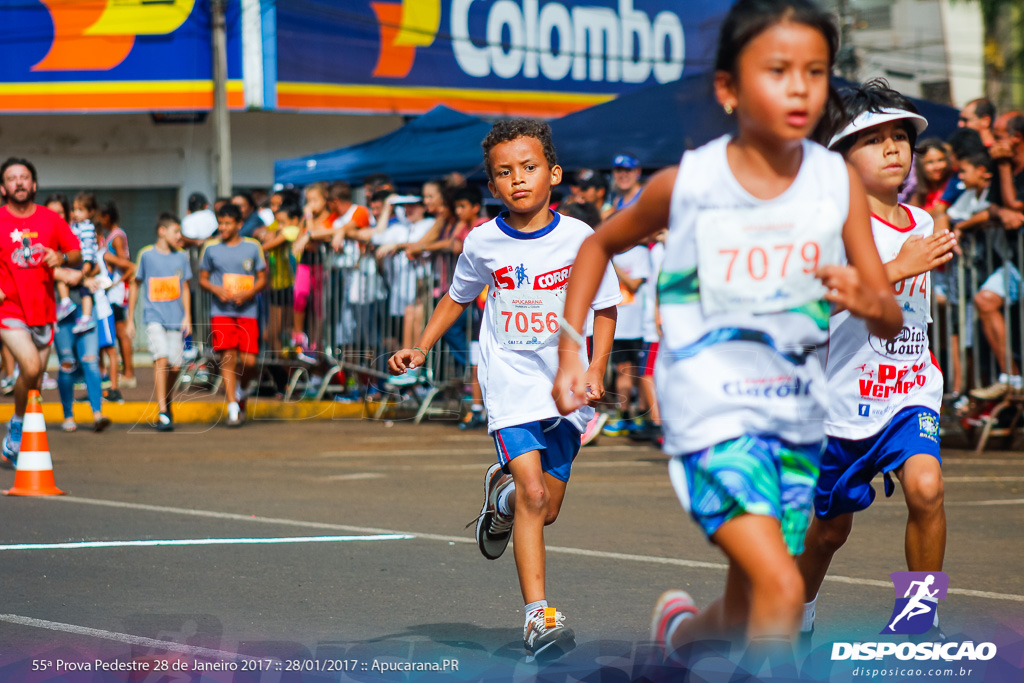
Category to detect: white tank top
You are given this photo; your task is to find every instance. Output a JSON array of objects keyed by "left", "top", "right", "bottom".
[
  {"left": 824, "top": 204, "right": 941, "bottom": 439},
  {"left": 656, "top": 135, "right": 850, "bottom": 455}
]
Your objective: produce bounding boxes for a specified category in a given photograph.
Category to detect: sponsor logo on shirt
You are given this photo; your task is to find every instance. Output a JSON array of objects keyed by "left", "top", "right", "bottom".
[
  {"left": 918, "top": 412, "right": 939, "bottom": 442},
  {"left": 534, "top": 265, "right": 572, "bottom": 291},
  {"left": 722, "top": 375, "right": 812, "bottom": 398},
  {"left": 242, "top": 258, "right": 255, "bottom": 273},
  {"left": 858, "top": 363, "right": 927, "bottom": 400},
  {"left": 868, "top": 326, "right": 927, "bottom": 361},
  {"left": 491, "top": 263, "right": 533, "bottom": 290}
]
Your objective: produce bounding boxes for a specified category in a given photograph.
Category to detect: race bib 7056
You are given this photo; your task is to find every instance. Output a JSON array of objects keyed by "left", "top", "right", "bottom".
[{"left": 492, "top": 289, "right": 564, "bottom": 349}]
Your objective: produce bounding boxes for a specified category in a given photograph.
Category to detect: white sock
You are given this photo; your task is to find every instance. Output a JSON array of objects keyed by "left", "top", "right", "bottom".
[
  {"left": 235, "top": 384, "right": 248, "bottom": 401},
  {"left": 801, "top": 596, "right": 817, "bottom": 632},
  {"left": 1010, "top": 376, "right": 1023, "bottom": 390},
  {"left": 228, "top": 401, "right": 239, "bottom": 418},
  {"left": 524, "top": 599, "right": 547, "bottom": 627},
  {"left": 61, "top": 297, "right": 71, "bottom": 306},
  {"left": 497, "top": 483, "right": 515, "bottom": 517},
  {"left": 998, "top": 372, "right": 1010, "bottom": 384},
  {"left": 10, "top": 415, "right": 22, "bottom": 425},
  {"left": 471, "top": 404, "right": 483, "bottom": 413}
]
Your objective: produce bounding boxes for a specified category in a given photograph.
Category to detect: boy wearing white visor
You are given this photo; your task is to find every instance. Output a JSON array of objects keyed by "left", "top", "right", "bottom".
[{"left": 798, "top": 80, "right": 957, "bottom": 643}]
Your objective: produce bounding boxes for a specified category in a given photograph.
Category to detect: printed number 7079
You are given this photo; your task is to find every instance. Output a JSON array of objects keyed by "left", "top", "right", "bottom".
[{"left": 719, "top": 241, "right": 820, "bottom": 282}]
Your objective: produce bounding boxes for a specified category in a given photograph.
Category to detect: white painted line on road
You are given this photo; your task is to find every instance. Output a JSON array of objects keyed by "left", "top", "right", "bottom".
[
  {"left": 944, "top": 458, "right": 1024, "bottom": 466},
  {"left": 943, "top": 476, "right": 1024, "bottom": 482},
  {"left": 947, "top": 498, "right": 1024, "bottom": 506},
  {"left": 323, "top": 473, "right": 386, "bottom": 481},
  {"left": 45, "top": 496, "right": 1024, "bottom": 604},
  {"left": 0, "top": 613, "right": 258, "bottom": 661},
  {"left": 0, "top": 534, "right": 412, "bottom": 551},
  {"left": 311, "top": 445, "right": 640, "bottom": 458}
]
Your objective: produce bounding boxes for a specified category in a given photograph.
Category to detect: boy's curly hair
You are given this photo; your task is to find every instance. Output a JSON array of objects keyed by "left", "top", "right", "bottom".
[{"left": 482, "top": 118, "right": 558, "bottom": 180}]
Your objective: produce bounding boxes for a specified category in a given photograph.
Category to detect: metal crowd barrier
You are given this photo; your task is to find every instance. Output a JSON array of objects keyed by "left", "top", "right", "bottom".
[
  {"left": 179, "top": 237, "right": 473, "bottom": 423},
  {"left": 173, "top": 217, "right": 1022, "bottom": 447},
  {"left": 930, "top": 222, "right": 1024, "bottom": 451}
]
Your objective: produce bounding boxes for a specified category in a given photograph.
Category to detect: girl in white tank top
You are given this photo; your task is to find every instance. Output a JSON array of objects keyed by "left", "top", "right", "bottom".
[{"left": 553, "top": 0, "right": 902, "bottom": 663}]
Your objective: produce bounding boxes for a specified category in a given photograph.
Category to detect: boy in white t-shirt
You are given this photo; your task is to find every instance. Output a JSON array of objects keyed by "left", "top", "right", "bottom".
[
  {"left": 798, "top": 82, "right": 957, "bottom": 644},
  {"left": 389, "top": 119, "right": 620, "bottom": 661}
]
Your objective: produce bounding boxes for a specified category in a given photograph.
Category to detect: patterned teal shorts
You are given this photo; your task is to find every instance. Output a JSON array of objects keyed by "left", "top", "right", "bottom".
[{"left": 668, "top": 434, "right": 824, "bottom": 555}]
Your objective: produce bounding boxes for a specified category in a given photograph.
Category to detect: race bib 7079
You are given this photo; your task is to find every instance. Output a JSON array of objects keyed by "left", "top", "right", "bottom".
[{"left": 695, "top": 201, "right": 843, "bottom": 316}]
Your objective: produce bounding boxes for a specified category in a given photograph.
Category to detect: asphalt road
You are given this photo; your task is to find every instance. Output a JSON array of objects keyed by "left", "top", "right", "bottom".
[{"left": 0, "top": 418, "right": 1021, "bottom": 682}]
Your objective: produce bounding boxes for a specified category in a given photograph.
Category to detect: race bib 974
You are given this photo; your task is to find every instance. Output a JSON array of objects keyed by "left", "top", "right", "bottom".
[
  {"left": 492, "top": 289, "right": 564, "bottom": 349},
  {"left": 695, "top": 201, "right": 843, "bottom": 316}
]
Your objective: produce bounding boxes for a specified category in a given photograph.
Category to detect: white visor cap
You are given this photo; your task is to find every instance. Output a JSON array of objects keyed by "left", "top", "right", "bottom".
[{"left": 828, "top": 107, "right": 928, "bottom": 149}]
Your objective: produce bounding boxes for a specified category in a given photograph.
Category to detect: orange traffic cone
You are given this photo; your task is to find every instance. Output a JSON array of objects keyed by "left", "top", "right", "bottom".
[{"left": 4, "top": 390, "right": 65, "bottom": 496}]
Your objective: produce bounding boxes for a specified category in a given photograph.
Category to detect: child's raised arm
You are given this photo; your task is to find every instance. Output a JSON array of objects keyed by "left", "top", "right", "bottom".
[{"left": 553, "top": 168, "right": 674, "bottom": 414}]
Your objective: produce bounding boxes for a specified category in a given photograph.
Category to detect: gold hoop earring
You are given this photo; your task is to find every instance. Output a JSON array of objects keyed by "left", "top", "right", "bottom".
[{"left": 724, "top": 104, "right": 734, "bottom": 115}]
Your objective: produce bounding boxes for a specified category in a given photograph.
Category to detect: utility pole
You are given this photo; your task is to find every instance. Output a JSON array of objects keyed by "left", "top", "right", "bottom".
[
  {"left": 836, "top": 0, "right": 859, "bottom": 81},
  {"left": 211, "top": 0, "right": 232, "bottom": 198}
]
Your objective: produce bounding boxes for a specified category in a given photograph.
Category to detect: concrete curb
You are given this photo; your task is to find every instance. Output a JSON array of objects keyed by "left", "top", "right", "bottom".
[{"left": 0, "top": 399, "right": 372, "bottom": 425}]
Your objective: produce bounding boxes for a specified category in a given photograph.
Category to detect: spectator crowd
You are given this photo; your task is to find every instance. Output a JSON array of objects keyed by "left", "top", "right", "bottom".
[{"left": 0, "top": 95, "right": 1022, "bottom": 446}]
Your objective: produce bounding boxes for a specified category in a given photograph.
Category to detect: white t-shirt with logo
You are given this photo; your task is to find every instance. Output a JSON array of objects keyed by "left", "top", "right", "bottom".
[
  {"left": 612, "top": 245, "right": 651, "bottom": 340},
  {"left": 823, "top": 204, "right": 941, "bottom": 439},
  {"left": 657, "top": 135, "right": 850, "bottom": 455},
  {"left": 448, "top": 211, "right": 622, "bottom": 433}
]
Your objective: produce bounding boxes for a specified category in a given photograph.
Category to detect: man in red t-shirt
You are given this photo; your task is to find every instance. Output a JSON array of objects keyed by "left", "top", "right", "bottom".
[{"left": 0, "top": 158, "right": 81, "bottom": 466}]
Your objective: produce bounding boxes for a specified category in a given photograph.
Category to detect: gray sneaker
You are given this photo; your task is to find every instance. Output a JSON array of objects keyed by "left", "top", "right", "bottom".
[
  {"left": 475, "top": 463, "right": 514, "bottom": 560},
  {"left": 524, "top": 607, "right": 576, "bottom": 660},
  {"left": 971, "top": 382, "right": 1009, "bottom": 400}
]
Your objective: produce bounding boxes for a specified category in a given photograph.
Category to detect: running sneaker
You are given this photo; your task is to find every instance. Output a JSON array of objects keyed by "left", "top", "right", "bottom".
[
  {"left": 388, "top": 367, "right": 421, "bottom": 387},
  {"left": 580, "top": 413, "right": 609, "bottom": 447},
  {"left": 1, "top": 417, "right": 23, "bottom": 468},
  {"left": 103, "top": 388, "right": 123, "bottom": 402},
  {"left": 41, "top": 373, "right": 57, "bottom": 391},
  {"left": 92, "top": 415, "right": 111, "bottom": 433},
  {"left": 72, "top": 315, "right": 96, "bottom": 334},
  {"left": 602, "top": 418, "right": 634, "bottom": 437},
  {"left": 628, "top": 421, "right": 662, "bottom": 442},
  {"left": 475, "top": 463, "right": 514, "bottom": 560},
  {"left": 1, "top": 376, "right": 15, "bottom": 396},
  {"left": 971, "top": 382, "right": 1009, "bottom": 401},
  {"left": 119, "top": 375, "right": 138, "bottom": 389},
  {"left": 56, "top": 299, "right": 77, "bottom": 321},
  {"left": 155, "top": 412, "right": 174, "bottom": 433},
  {"left": 458, "top": 410, "right": 487, "bottom": 431},
  {"left": 524, "top": 607, "right": 576, "bottom": 660},
  {"left": 650, "top": 590, "right": 698, "bottom": 658},
  {"left": 226, "top": 403, "right": 244, "bottom": 428}
]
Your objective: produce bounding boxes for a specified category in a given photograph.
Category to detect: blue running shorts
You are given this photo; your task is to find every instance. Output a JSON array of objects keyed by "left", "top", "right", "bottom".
[
  {"left": 815, "top": 406, "right": 941, "bottom": 520},
  {"left": 493, "top": 418, "right": 582, "bottom": 483}
]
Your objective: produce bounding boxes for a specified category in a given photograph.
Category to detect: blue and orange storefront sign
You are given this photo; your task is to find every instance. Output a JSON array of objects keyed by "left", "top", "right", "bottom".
[{"left": 0, "top": 0, "right": 727, "bottom": 117}]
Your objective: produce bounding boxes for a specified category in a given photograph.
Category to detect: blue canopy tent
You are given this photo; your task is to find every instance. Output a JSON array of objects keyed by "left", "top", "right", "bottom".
[
  {"left": 549, "top": 74, "right": 961, "bottom": 171},
  {"left": 274, "top": 105, "right": 492, "bottom": 186}
]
